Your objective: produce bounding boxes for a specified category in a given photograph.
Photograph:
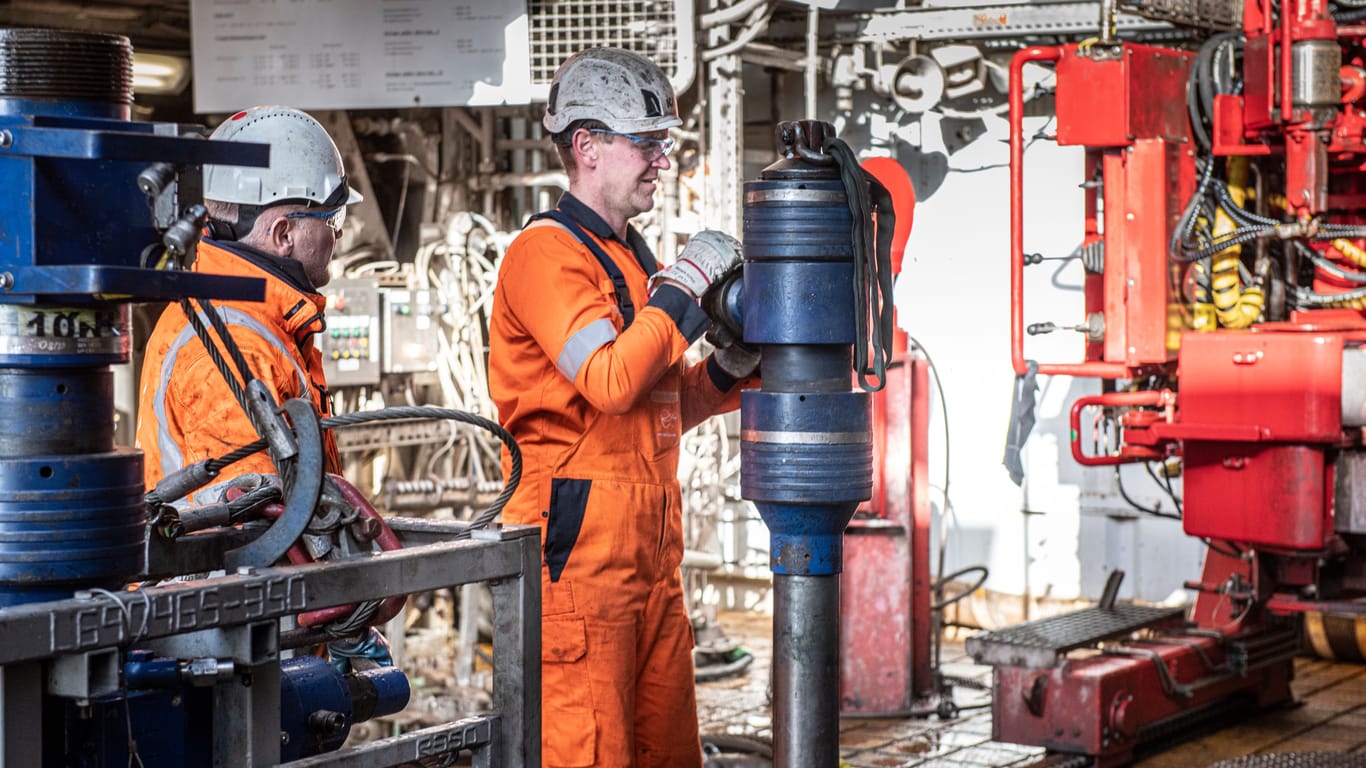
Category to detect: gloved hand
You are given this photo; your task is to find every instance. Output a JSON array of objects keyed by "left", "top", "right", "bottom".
[
  {"left": 651, "top": 230, "right": 743, "bottom": 298},
  {"left": 713, "top": 342, "right": 761, "bottom": 379},
  {"left": 328, "top": 627, "right": 394, "bottom": 675}
]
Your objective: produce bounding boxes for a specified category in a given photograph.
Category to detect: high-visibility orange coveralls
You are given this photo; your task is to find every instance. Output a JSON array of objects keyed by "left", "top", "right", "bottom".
[
  {"left": 489, "top": 194, "right": 749, "bottom": 767},
  {"left": 137, "top": 239, "right": 340, "bottom": 499}
]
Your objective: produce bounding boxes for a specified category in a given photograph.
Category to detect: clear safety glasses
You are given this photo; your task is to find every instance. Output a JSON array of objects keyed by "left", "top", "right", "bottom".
[
  {"left": 285, "top": 206, "right": 346, "bottom": 236},
  {"left": 589, "top": 128, "right": 676, "bottom": 162}
]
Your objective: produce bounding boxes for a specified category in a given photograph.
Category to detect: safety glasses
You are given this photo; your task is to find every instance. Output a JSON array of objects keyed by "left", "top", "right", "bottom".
[
  {"left": 589, "top": 128, "right": 676, "bottom": 162},
  {"left": 285, "top": 206, "right": 346, "bottom": 236}
]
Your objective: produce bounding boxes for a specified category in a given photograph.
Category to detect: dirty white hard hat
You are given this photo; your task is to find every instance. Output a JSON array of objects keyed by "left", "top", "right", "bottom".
[
  {"left": 204, "top": 105, "right": 363, "bottom": 209},
  {"left": 543, "top": 47, "right": 682, "bottom": 136}
]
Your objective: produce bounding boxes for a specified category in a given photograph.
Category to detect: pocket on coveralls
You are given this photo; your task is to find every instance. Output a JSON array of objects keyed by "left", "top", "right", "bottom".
[
  {"left": 636, "top": 388, "right": 682, "bottom": 463},
  {"left": 542, "top": 616, "right": 597, "bottom": 767}
]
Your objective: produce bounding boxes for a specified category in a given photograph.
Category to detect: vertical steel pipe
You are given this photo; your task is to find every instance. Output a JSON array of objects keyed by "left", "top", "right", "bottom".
[{"left": 773, "top": 574, "right": 841, "bottom": 765}]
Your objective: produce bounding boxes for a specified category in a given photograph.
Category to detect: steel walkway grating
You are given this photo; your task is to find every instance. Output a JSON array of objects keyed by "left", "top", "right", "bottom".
[
  {"left": 965, "top": 604, "right": 1186, "bottom": 668},
  {"left": 1209, "top": 754, "right": 1366, "bottom": 768}
]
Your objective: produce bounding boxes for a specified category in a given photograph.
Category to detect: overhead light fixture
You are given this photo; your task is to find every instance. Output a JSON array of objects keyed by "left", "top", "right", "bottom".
[{"left": 133, "top": 52, "right": 190, "bottom": 96}]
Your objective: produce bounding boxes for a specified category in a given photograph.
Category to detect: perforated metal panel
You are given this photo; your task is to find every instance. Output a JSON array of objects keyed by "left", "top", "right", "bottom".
[
  {"left": 528, "top": 0, "right": 696, "bottom": 96},
  {"left": 1116, "top": 0, "right": 1241, "bottom": 30},
  {"left": 1209, "top": 755, "right": 1366, "bottom": 768},
  {"left": 965, "top": 605, "right": 1186, "bottom": 667}
]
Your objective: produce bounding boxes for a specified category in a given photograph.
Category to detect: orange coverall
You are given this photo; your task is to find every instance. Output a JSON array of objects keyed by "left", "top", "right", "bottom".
[
  {"left": 489, "top": 194, "right": 748, "bottom": 767},
  {"left": 137, "top": 239, "right": 340, "bottom": 500}
]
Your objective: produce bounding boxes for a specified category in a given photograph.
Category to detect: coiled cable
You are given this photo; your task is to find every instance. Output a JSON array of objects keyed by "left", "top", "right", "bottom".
[{"left": 206, "top": 406, "right": 522, "bottom": 538}]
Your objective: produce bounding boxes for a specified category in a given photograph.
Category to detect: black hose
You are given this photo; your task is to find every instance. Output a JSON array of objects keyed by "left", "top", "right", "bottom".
[
  {"left": 1170, "top": 157, "right": 1218, "bottom": 262},
  {"left": 1217, "top": 185, "right": 1279, "bottom": 227},
  {"left": 1182, "top": 226, "right": 1276, "bottom": 262},
  {"left": 1300, "top": 245, "right": 1366, "bottom": 284},
  {"left": 1187, "top": 42, "right": 1213, "bottom": 152},
  {"left": 1296, "top": 284, "right": 1366, "bottom": 306},
  {"left": 1144, "top": 461, "right": 1184, "bottom": 518},
  {"left": 1114, "top": 465, "right": 1180, "bottom": 520},
  {"left": 931, "top": 565, "right": 989, "bottom": 611},
  {"left": 207, "top": 406, "right": 522, "bottom": 538}
]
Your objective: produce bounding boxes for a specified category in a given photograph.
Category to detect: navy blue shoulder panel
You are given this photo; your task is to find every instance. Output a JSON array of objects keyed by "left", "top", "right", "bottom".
[{"left": 528, "top": 209, "right": 635, "bottom": 330}]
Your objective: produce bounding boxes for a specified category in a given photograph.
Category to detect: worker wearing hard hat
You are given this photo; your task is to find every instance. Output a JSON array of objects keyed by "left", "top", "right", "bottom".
[
  {"left": 137, "top": 105, "right": 360, "bottom": 501},
  {"left": 488, "top": 47, "right": 759, "bottom": 767},
  {"left": 137, "top": 105, "right": 393, "bottom": 675}
]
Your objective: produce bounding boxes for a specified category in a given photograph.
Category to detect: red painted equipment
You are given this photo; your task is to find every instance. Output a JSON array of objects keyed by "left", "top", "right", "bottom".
[
  {"left": 977, "top": 1, "right": 1366, "bottom": 763},
  {"left": 840, "top": 159, "right": 938, "bottom": 715}
]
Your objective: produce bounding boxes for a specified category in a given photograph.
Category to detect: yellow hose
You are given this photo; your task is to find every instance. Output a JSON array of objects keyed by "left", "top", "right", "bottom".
[
  {"left": 1208, "top": 158, "right": 1263, "bottom": 328},
  {"left": 1333, "top": 238, "right": 1366, "bottom": 269},
  {"left": 1316, "top": 294, "right": 1366, "bottom": 310}
]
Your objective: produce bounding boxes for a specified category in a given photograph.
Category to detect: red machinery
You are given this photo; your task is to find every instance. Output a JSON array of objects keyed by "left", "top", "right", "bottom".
[
  {"left": 840, "top": 157, "right": 940, "bottom": 716},
  {"left": 967, "top": 1, "right": 1366, "bottom": 764}
]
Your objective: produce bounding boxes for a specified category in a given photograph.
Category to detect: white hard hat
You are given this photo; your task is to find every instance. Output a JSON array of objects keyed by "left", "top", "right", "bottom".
[
  {"left": 204, "top": 106, "right": 363, "bottom": 208},
  {"left": 543, "top": 47, "right": 682, "bottom": 136}
]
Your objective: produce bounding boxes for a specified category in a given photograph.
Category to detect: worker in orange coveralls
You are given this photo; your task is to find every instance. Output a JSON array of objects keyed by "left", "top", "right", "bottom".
[
  {"left": 138, "top": 105, "right": 358, "bottom": 497},
  {"left": 488, "top": 47, "right": 760, "bottom": 767},
  {"left": 137, "top": 106, "right": 392, "bottom": 670}
]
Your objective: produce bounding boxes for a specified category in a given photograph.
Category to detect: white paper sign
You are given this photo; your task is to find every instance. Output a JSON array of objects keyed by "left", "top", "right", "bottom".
[{"left": 190, "top": 0, "right": 533, "bottom": 113}]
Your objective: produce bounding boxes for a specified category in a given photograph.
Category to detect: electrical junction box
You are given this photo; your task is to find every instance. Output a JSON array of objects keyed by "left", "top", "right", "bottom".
[
  {"left": 318, "top": 277, "right": 381, "bottom": 387},
  {"left": 381, "top": 287, "right": 442, "bottom": 375}
]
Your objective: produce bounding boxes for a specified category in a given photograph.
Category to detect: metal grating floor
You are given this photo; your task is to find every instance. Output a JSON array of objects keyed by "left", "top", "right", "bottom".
[
  {"left": 696, "top": 610, "right": 1366, "bottom": 767},
  {"left": 965, "top": 605, "right": 1186, "bottom": 667},
  {"left": 1208, "top": 755, "right": 1366, "bottom": 768}
]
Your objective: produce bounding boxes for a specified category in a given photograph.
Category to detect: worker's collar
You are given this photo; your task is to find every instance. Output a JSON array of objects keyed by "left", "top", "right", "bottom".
[
  {"left": 555, "top": 193, "right": 658, "bottom": 273},
  {"left": 207, "top": 238, "right": 319, "bottom": 296}
]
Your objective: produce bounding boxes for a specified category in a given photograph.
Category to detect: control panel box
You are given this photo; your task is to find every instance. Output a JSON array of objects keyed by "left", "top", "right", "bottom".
[
  {"left": 318, "top": 277, "right": 382, "bottom": 387},
  {"left": 381, "top": 288, "right": 442, "bottom": 375}
]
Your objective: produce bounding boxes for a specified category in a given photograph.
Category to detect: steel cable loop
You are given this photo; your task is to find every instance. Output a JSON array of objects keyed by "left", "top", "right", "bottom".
[
  {"left": 823, "top": 136, "right": 895, "bottom": 393},
  {"left": 205, "top": 406, "right": 522, "bottom": 538},
  {"left": 323, "top": 599, "right": 383, "bottom": 640},
  {"left": 178, "top": 297, "right": 255, "bottom": 421},
  {"left": 195, "top": 297, "right": 258, "bottom": 391}
]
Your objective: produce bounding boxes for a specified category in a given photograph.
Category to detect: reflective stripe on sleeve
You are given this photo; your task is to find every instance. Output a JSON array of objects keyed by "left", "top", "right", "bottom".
[
  {"left": 556, "top": 317, "right": 618, "bottom": 383},
  {"left": 152, "top": 306, "right": 311, "bottom": 479}
]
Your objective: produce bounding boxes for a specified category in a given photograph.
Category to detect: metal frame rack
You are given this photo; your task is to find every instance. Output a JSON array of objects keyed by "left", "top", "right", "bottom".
[{"left": 0, "top": 522, "right": 541, "bottom": 768}]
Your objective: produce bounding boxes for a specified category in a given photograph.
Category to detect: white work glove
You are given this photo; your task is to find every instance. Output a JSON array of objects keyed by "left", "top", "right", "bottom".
[
  {"left": 651, "top": 230, "right": 743, "bottom": 298},
  {"left": 713, "top": 342, "right": 761, "bottom": 379}
]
